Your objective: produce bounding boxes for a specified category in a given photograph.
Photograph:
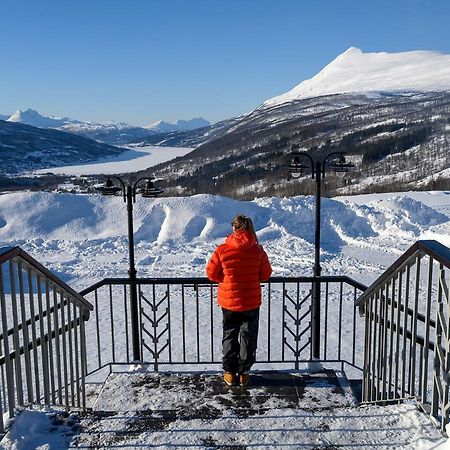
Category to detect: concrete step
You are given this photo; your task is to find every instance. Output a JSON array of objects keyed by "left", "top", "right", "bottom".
[{"left": 68, "top": 370, "right": 444, "bottom": 449}]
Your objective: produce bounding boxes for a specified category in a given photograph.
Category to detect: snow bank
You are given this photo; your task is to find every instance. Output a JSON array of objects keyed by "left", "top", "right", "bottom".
[{"left": 0, "top": 191, "right": 449, "bottom": 288}]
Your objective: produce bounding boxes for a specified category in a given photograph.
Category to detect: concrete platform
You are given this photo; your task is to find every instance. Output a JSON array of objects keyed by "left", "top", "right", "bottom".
[{"left": 67, "top": 370, "right": 444, "bottom": 449}]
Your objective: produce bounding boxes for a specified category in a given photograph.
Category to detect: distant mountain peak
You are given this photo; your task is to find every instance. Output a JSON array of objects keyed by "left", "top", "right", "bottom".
[
  {"left": 264, "top": 48, "right": 450, "bottom": 107},
  {"left": 7, "top": 108, "right": 74, "bottom": 128},
  {"left": 145, "top": 117, "right": 210, "bottom": 133}
]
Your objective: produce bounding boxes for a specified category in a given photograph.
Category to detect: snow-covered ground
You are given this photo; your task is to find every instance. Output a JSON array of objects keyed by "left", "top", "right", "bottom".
[
  {"left": 1, "top": 189, "right": 450, "bottom": 449},
  {"left": 1, "top": 190, "right": 449, "bottom": 291},
  {"left": 33, "top": 145, "right": 193, "bottom": 176}
]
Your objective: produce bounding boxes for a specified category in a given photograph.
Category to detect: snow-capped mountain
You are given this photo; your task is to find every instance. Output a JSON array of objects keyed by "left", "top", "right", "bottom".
[
  {"left": 264, "top": 47, "right": 450, "bottom": 107},
  {"left": 145, "top": 118, "right": 210, "bottom": 133},
  {"left": 5, "top": 109, "right": 212, "bottom": 145},
  {"left": 7, "top": 108, "right": 78, "bottom": 128}
]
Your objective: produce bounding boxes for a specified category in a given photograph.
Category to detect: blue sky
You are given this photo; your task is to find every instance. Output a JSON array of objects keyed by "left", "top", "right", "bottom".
[{"left": 1, "top": 0, "right": 449, "bottom": 126}]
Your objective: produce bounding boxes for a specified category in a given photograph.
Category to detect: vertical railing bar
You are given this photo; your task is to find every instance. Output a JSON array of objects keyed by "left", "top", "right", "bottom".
[
  {"left": 410, "top": 256, "right": 421, "bottom": 396},
  {"left": 352, "top": 285, "right": 358, "bottom": 366},
  {"left": 138, "top": 284, "right": 144, "bottom": 361},
  {"left": 387, "top": 276, "right": 396, "bottom": 399},
  {"left": 8, "top": 261, "right": 24, "bottom": 407},
  {"left": 267, "top": 281, "right": 271, "bottom": 362},
  {"left": 0, "top": 367, "right": 4, "bottom": 432},
  {"left": 109, "top": 284, "right": 116, "bottom": 363},
  {"left": 401, "top": 265, "right": 411, "bottom": 398},
  {"left": 282, "top": 282, "right": 286, "bottom": 362},
  {"left": 362, "top": 296, "right": 369, "bottom": 402},
  {"left": 73, "top": 306, "right": 81, "bottom": 408},
  {"left": 59, "top": 292, "right": 69, "bottom": 409},
  {"left": 338, "top": 281, "right": 343, "bottom": 361},
  {"left": 210, "top": 283, "right": 215, "bottom": 363},
  {"left": 295, "top": 282, "right": 300, "bottom": 369},
  {"left": 196, "top": 283, "right": 200, "bottom": 362},
  {"left": 94, "top": 289, "right": 101, "bottom": 369},
  {"left": 421, "top": 256, "right": 434, "bottom": 405},
  {"left": 418, "top": 344, "right": 424, "bottom": 401},
  {"left": 67, "top": 297, "right": 75, "bottom": 405},
  {"left": 167, "top": 284, "right": 172, "bottom": 364},
  {"left": 432, "top": 267, "right": 444, "bottom": 423},
  {"left": 324, "top": 281, "right": 329, "bottom": 361},
  {"left": 371, "top": 290, "right": 379, "bottom": 402},
  {"left": 17, "top": 262, "right": 33, "bottom": 404},
  {"left": 442, "top": 270, "right": 450, "bottom": 431},
  {"left": 376, "top": 285, "right": 385, "bottom": 401},
  {"left": 152, "top": 284, "right": 158, "bottom": 371},
  {"left": 364, "top": 295, "right": 374, "bottom": 401},
  {"left": 37, "top": 275, "right": 50, "bottom": 405},
  {"left": 182, "top": 284, "right": 186, "bottom": 363},
  {"left": 27, "top": 268, "right": 40, "bottom": 402},
  {"left": 394, "top": 270, "right": 403, "bottom": 399},
  {"left": 80, "top": 309, "right": 87, "bottom": 411},
  {"left": 44, "top": 280, "right": 55, "bottom": 404},
  {"left": 380, "top": 282, "right": 389, "bottom": 400},
  {"left": 0, "top": 264, "right": 16, "bottom": 417},
  {"left": 52, "top": 286, "right": 63, "bottom": 405},
  {"left": 123, "top": 284, "right": 130, "bottom": 363}
]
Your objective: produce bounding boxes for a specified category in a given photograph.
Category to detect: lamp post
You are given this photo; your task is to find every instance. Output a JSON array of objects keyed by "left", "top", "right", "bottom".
[
  {"left": 97, "top": 176, "right": 164, "bottom": 361},
  {"left": 289, "top": 148, "right": 354, "bottom": 361}
]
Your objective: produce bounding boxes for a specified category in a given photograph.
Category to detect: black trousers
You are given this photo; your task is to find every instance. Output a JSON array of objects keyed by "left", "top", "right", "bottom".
[{"left": 222, "top": 307, "right": 259, "bottom": 374}]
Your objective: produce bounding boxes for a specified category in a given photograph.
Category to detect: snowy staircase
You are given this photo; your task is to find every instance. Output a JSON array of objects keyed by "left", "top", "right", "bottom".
[{"left": 66, "top": 370, "right": 444, "bottom": 449}]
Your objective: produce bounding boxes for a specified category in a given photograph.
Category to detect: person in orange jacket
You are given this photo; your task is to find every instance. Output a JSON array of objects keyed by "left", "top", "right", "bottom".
[{"left": 206, "top": 214, "right": 272, "bottom": 386}]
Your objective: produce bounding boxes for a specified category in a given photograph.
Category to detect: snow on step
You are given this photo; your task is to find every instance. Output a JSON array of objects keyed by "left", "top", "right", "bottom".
[
  {"left": 92, "top": 370, "right": 358, "bottom": 412},
  {"left": 67, "top": 370, "right": 445, "bottom": 449}
]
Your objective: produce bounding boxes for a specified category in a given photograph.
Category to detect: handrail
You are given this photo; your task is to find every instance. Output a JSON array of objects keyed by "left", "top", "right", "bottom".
[
  {"left": 80, "top": 275, "right": 367, "bottom": 296},
  {"left": 0, "top": 246, "right": 94, "bottom": 432},
  {"left": 356, "top": 238, "right": 450, "bottom": 433},
  {"left": 0, "top": 246, "right": 93, "bottom": 312},
  {"left": 356, "top": 240, "right": 450, "bottom": 309},
  {"left": 80, "top": 275, "right": 367, "bottom": 379}
]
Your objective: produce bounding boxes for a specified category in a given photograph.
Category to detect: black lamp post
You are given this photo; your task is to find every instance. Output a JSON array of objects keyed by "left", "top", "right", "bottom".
[
  {"left": 289, "top": 148, "right": 354, "bottom": 361},
  {"left": 97, "top": 176, "right": 164, "bottom": 361}
]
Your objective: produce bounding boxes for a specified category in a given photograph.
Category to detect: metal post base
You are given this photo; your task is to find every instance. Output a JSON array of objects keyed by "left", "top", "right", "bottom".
[{"left": 307, "top": 359, "right": 324, "bottom": 373}]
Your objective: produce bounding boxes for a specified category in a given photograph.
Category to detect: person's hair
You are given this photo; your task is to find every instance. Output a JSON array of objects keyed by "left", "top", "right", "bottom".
[{"left": 232, "top": 214, "right": 258, "bottom": 242}]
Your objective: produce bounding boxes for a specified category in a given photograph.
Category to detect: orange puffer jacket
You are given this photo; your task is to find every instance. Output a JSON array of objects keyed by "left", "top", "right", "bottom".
[{"left": 206, "top": 230, "right": 272, "bottom": 312}]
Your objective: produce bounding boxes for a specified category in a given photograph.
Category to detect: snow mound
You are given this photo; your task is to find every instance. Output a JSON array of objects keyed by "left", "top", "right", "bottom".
[
  {"left": 0, "top": 193, "right": 446, "bottom": 245},
  {"left": 349, "top": 196, "right": 449, "bottom": 238},
  {"left": 264, "top": 47, "right": 450, "bottom": 107},
  {"left": 0, "top": 191, "right": 449, "bottom": 287}
]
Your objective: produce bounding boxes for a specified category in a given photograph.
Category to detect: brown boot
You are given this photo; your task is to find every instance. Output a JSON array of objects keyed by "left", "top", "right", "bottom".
[
  {"left": 239, "top": 373, "right": 250, "bottom": 386},
  {"left": 223, "top": 372, "right": 237, "bottom": 386}
]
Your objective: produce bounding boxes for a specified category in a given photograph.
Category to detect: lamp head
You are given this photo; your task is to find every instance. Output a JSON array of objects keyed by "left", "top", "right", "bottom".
[
  {"left": 329, "top": 154, "right": 355, "bottom": 179},
  {"left": 139, "top": 178, "right": 164, "bottom": 198},
  {"left": 289, "top": 155, "right": 308, "bottom": 179},
  {"left": 96, "top": 177, "right": 122, "bottom": 196}
]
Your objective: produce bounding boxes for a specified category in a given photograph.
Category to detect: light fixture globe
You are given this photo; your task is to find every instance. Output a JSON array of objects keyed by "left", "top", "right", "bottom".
[
  {"left": 329, "top": 156, "right": 355, "bottom": 179},
  {"left": 139, "top": 178, "right": 164, "bottom": 198},
  {"left": 289, "top": 155, "right": 308, "bottom": 179},
  {"left": 96, "top": 178, "right": 122, "bottom": 196}
]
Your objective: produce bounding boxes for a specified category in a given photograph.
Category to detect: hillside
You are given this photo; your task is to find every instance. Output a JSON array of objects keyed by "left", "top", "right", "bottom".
[
  {"left": 141, "top": 91, "right": 450, "bottom": 198},
  {"left": 0, "top": 120, "right": 124, "bottom": 176}
]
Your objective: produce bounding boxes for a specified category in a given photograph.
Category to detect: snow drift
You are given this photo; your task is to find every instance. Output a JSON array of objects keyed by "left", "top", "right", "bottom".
[{"left": 0, "top": 191, "right": 449, "bottom": 289}]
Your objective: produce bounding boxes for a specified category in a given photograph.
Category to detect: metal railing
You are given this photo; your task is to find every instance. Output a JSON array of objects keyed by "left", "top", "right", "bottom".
[
  {"left": 0, "top": 247, "right": 93, "bottom": 433},
  {"left": 79, "top": 276, "right": 366, "bottom": 377},
  {"left": 356, "top": 240, "right": 450, "bottom": 432}
]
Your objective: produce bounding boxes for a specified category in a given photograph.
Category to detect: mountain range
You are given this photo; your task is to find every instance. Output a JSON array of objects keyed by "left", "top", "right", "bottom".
[
  {"left": 1, "top": 47, "right": 450, "bottom": 196},
  {"left": 4, "top": 109, "right": 210, "bottom": 145}
]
